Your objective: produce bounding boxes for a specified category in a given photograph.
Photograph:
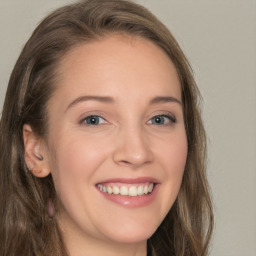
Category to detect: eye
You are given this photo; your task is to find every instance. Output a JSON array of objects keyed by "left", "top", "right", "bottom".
[
  {"left": 82, "top": 115, "right": 107, "bottom": 126},
  {"left": 148, "top": 115, "right": 176, "bottom": 125}
]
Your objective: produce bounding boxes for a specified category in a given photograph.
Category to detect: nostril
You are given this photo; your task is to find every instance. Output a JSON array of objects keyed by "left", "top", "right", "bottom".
[{"left": 121, "top": 160, "right": 132, "bottom": 164}]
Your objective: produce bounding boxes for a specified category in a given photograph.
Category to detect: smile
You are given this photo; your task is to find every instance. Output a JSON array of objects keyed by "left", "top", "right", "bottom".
[{"left": 97, "top": 182, "right": 155, "bottom": 197}]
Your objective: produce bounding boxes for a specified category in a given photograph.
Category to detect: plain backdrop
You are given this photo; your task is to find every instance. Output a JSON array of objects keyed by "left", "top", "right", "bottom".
[{"left": 0, "top": 1, "right": 255, "bottom": 255}]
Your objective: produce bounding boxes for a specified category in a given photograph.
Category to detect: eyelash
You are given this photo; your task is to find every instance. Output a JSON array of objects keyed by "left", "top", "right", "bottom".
[
  {"left": 80, "top": 115, "right": 107, "bottom": 126},
  {"left": 80, "top": 114, "right": 176, "bottom": 127},
  {"left": 147, "top": 114, "right": 176, "bottom": 125}
]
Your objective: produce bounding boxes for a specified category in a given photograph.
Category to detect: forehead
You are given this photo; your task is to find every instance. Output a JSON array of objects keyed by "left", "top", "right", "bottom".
[{"left": 51, "top": 34, "right": 181, "bottom": 106}]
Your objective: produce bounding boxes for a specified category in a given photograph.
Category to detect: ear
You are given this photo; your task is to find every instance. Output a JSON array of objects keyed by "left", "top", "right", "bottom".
[{"left": 23, "top": 124, "right": 51, "bottom": 178}]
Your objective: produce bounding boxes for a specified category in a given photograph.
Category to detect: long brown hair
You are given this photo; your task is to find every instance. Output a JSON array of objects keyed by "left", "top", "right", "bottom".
[{"left": 0, "top": 0, "right": 213, "bottom": 255}]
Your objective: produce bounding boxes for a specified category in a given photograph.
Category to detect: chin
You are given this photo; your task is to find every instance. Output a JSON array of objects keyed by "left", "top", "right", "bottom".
[{"left": 98, "top": 219, "right": 159, "bottom": 244}]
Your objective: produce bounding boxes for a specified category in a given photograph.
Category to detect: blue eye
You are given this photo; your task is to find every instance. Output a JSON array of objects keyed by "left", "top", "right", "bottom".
[
  {"left": 149, "top": 115, "right": 176, "bottom": 125},
  {"left": 82, "top": 115, "right": 106, "bottom": 125}
]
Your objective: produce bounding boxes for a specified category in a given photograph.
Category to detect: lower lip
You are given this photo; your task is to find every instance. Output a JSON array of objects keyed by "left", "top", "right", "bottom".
[{"left": 97, "top": 184, "right": 159, "bottom": 208}]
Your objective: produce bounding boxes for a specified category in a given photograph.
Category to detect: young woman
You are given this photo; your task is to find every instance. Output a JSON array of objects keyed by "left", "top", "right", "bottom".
[{"left": 0, "top": 0, "right": 213, "bottom": 255}]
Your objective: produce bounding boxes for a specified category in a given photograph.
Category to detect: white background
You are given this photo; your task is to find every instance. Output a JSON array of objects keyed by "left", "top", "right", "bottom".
[{"left": 0, "top": 1, "right": 255, "bottom": 255}]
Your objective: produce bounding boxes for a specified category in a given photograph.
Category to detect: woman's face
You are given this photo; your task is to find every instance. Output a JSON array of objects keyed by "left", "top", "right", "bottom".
[{"left": 45, "top": 35, "right": 187, "bottom": 247}]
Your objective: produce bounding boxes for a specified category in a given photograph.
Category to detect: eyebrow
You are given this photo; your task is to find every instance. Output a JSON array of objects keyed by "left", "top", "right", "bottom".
[
  {"left": 149, "top": 96, "right": 182, "bottom": 105},
  {"left": 65, "top": 96, "right": 114, "bottom": 112},
  {"left": 65, "top": 95, "right": 182, "bottom": 112}
]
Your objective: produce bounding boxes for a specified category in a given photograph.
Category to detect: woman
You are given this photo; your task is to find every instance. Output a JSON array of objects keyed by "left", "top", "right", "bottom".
[{"left": 0, "top": 0, "right": 213, "bottom": 255}]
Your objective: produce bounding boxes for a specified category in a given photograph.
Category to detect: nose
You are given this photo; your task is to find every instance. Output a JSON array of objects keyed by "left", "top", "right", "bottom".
[{"left": 112, "top": 127, "right": 154, "bottom": 168}]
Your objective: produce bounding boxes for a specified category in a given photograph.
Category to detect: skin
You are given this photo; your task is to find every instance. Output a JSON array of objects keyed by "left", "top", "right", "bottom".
[{"left": 24, "top": 35, "right": 187, "bottom": 256}]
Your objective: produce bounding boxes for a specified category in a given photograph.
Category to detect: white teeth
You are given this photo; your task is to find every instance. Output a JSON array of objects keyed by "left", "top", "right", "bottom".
[
  {"left": 113, "top": 186, "right": 120, "bottom": 195},
  {"left": 148, "top": 183, "right": 154, "bottom": 193},
  {"left": 137, "top": 185, "right": 144, "bottom": 195},
  {"left": 98, "top": 183, "right": 155, "bottom": 197},
  {"left": 107, "top": 186, "right": 113, "bottom": 194},
  {"left": 120, "top": 186, "right": 129, "bottom": 196},
  {"left": 129, "top": 186, "right": 138, "bottom": 197},
  {"left": 144, "top": 185, "right": 149, "bottom": 195}
]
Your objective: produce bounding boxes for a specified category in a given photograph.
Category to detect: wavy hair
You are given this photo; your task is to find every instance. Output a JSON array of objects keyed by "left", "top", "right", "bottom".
[{"left": 0, "top": 0, "right": 213, "bottom": 255}]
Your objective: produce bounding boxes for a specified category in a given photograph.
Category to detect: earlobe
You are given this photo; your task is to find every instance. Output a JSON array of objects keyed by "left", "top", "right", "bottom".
[{"left": 23, "top": 124, "right": 50, "bottom": 178}]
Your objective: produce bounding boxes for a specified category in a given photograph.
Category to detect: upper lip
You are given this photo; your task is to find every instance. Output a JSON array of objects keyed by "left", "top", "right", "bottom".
[{"left": 96, "top": 177, "right": 160, "bottom": 184}]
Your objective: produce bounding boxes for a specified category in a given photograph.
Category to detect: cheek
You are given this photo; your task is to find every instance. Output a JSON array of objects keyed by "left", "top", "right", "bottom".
[
  {"left": 158, "top": 129, "right": 188, "bottom": 172},
  {"left": 47, "top": 134, "right": 113, "bottom": 233},
  {"left": 155, "top": 129, "right": 187, "bottom": 212},
  {"left": 48, "top": 134, "right": 109, "bottom": 200}
]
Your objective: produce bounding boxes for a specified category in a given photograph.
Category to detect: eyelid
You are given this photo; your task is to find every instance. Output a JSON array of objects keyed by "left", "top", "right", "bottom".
[{"left": 78, "top": 111, "right": 177, "bottom": 127}]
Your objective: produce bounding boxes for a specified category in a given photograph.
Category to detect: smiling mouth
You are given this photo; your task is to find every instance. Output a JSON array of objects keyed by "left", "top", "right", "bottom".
[{"left": 96, "top": 182, "right": 155, "bottom": 197}]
